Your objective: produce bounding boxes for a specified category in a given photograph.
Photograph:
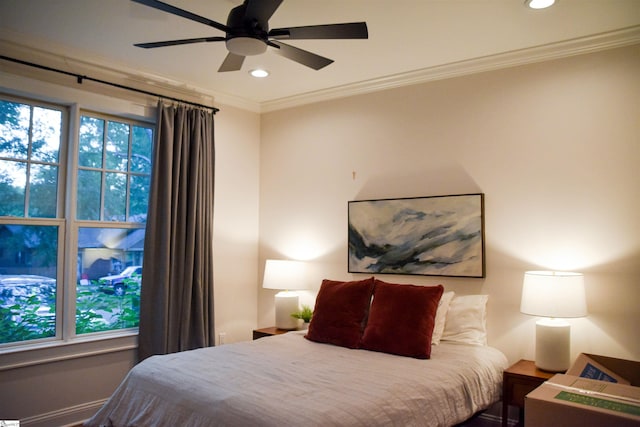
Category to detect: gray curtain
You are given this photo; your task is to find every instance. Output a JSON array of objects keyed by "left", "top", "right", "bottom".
[{"left": 138, "top": 101, "right": 216, "bottom": 362}]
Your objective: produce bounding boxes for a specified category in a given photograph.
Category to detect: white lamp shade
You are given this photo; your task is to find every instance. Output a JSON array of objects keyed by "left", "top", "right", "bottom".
[
  {"left": 262, "top": 259, "right": 307, "bottom": 291},
  {"left": 520, "top": 271, "right": 587, "bottom": 318}
]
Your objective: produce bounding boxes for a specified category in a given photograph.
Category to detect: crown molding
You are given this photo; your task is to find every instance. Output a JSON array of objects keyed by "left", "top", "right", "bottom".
[
  {"left": 0, "top": 29, "right": 262, "bottom": 112},
  {"left": 2, "top": 26, "right": 639, "bottom": 114},
  {"left": 260, "top": 26, "right": 640, "bottom": 113},
  {"left": 0, "top": 33, "right": 229, "bottom": 110}
]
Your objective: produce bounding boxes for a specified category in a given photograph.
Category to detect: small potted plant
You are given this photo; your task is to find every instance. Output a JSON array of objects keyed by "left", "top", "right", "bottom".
[{"left": 291, "top": 304, "right": 313, "bottom": 329}]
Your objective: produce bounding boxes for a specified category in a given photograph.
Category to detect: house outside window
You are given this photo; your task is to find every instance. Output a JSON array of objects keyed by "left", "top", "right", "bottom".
[{"left": 0, "top": 95, "right": 153, "bottom": 346}]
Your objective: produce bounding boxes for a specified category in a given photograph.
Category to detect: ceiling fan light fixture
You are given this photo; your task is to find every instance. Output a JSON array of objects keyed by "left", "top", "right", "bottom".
[
  {"left": 525, "top": 0, "right": 556, "bottom": 9},
  {"left": 226, "top": 37, "right": 267, "bottom": 56},
  {"left": 250, "top": 69, "right": 269, "bottom": 78}
]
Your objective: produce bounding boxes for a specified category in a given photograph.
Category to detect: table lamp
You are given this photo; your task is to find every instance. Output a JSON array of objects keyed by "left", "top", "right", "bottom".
[
  {"left": 520, "top": 271, "right": 587, "bottom": 372},
  {"left": 262, "top": 259, "right": 307, "bottom": 330}
]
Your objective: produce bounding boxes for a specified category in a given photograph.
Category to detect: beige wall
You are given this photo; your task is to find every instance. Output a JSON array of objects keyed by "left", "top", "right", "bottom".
[
  {"left": 213, "top": 103, "right": 261, "bottom": 344},
  {"left": 258, "top": 44, "right": 640, "bottom": 364}
]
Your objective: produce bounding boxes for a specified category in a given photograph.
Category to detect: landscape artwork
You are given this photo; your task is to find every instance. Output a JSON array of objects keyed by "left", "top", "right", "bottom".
[{"left": 348, "top": 194, "right": 485, "bottom": 277}]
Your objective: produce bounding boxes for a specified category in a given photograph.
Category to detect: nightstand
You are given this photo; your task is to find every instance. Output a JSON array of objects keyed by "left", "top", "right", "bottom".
[
  {"left": 502, "top": 359, "right": 555, "bottom": 427},
  {"left": 252, "top": 326, "right": 291, "bottom": 340}
]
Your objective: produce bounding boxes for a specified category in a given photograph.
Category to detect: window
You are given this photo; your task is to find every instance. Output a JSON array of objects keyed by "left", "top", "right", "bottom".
[{"left": 0, "top": 96, "right": 153, "bottom": 346}]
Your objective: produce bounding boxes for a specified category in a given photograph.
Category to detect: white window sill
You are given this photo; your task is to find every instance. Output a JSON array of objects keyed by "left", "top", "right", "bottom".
[{"left": 0, "top": 331, "right": 138, "bottom": 371}]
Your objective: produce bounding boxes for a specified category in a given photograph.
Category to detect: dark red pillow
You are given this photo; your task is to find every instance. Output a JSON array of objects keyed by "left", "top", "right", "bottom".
[
  {"left": 360, "top": 280, "right": 444, "bottom": 359},
  {"left": 305, "top": 277, "right": 375, "bottom": 348}
]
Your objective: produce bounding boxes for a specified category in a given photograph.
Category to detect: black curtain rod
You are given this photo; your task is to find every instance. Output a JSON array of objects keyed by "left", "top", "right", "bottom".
[{"left": 0, "top": 55, "right": 219, "bottom": 113}]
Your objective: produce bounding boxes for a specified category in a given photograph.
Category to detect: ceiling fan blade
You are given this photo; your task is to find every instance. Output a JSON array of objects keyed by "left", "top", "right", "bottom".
[
  {"left": 269, "top": 22, "right": 368, "bottom": 40},
  {"left": 271, "top": 41, "right": 333, "bottom": 70},
  {"left": 131, "top": 0, "right": 229, "bottom": 33},
  {"left": 135, "top": 36, "right": 226, "bottom": 49},
  {"left": 218, "top": 52, "right": 245, "bottom": 72},
  {"left": 245, "top": 0, "right": 283, "bottom": 24}
]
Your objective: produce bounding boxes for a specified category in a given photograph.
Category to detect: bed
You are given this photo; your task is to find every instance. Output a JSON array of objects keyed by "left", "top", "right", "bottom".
[{"left": 85, "top": 278, "right": 508, "bottom": 427}]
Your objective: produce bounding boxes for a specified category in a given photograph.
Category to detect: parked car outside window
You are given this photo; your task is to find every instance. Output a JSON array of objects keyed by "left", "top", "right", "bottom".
[{"left": 98, "top": 266, "right": 142, "bottom": 297}]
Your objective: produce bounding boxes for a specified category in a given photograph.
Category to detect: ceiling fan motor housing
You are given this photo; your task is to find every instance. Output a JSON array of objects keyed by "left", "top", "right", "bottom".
[{"left": 225, "top": 3, "right": 268, "bottom": 56}]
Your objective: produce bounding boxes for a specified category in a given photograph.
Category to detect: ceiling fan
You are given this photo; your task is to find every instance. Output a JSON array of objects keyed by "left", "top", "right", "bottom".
[{"left": 131, "top": 0, "right": 368, "bottom": 72}]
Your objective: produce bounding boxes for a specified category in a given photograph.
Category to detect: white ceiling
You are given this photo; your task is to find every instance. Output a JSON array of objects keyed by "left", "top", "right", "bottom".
[{"left": 1, "top": 0, "right": 639, "bottom": 112}]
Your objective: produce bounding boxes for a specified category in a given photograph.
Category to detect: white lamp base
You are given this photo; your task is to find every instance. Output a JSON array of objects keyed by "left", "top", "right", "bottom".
[
  {"left": 274, "top": 291, "right": 299, "bottom": 330},
  {"left": 535, "top": 318, "right": 571, "bottom": 372}
]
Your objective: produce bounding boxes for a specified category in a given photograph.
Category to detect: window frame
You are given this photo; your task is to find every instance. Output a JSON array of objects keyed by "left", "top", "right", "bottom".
[{"left": 0, "top": 93, "right": 154, "bottom": 359}]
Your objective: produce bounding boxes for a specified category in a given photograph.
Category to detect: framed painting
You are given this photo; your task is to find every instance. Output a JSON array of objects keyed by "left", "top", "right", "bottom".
[{"left": 348, "top": 193, "right": 485, "bottom": 278}]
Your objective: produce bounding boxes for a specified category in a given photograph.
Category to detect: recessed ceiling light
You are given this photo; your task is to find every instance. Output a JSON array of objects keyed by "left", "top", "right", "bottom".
[
  {"left": 249, "top": 69, "right": 269, "bottom": 78},
  {"left": 525, "top": 0, "right": 556, "bottom": 9}
]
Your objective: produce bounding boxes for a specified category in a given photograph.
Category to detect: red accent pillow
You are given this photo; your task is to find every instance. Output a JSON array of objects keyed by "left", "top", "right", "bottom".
[
  {"left": 360, "top": 279, "right": 444, "bottom": 359},
  {"left": 305, "top": 277, "right": 375, "bottom": 348}
]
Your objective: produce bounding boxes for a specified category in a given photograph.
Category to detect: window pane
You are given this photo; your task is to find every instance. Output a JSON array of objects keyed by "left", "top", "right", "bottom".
[
  {"left": 131, "top": 125, "right": 153, "bottom": 174},
  {"left": 30, "top": 106, "right": 62, "bottom": 163},
  {"left": 129, "top": 174, "right": 149, "bottom": 222},
  {"left": 76, "top": 227, "right": 144, "bottom": 334},
  {"left": 104, "top": 172, "right": 126, "bottom": 221},
  {"left": 106, "top": 121, "right": 129, "bottom": 171},
  {"left": 77, "top": 116, "right": 153, "bottom": 224},
  {"left": 78, "top": 116, "right": 104, "bottom": 168},
  {"left": 0, "top": 102, "right": 61, "bottom": 220},
  {"left": 77, "top": 169, "right": 102, "bottom": 220},
  {"left": 0, "top": 160, "right": 26, "bottom": 217},
  {"left": 0, "top": 100, "right": 29, "bottom": 159},
  {"left": 0, "top": 225, "right": 58, "bottom": 344},
  {"left": 29, "top": 164, "right": 58, "bottom": 218}
]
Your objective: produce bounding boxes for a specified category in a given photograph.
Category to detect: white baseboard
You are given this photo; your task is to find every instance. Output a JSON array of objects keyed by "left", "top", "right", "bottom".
[{"left": 20, "top": 399, "right": 106, "bottom": 427}]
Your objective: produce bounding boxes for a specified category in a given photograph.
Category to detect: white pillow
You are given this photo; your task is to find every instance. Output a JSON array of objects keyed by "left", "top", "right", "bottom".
[
  {"left": 431, "top": 291, "right": 455, "bottom": 345},
  {"left": 441, "top": 294, "right": 488, "bottom": 346}
]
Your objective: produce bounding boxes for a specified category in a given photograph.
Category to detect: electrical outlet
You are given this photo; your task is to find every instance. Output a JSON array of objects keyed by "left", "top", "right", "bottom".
[{"left": 218, "top": 332, "right": 226, "bottom": 345}]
